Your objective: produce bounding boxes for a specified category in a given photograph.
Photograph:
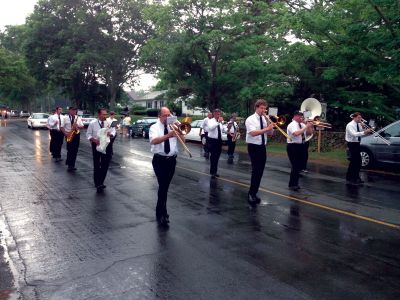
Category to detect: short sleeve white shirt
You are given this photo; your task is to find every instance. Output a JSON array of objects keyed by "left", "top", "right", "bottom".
[
  {"left": 149, "top": 120, "right": 178, "bottom": 156},
  {"left": 245, "top": 113, "right": 269, "bottom": 145}
]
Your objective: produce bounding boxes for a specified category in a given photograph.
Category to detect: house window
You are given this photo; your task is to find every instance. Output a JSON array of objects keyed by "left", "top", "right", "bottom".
[
  {"left": 159, "top": 101, "right": 164, "bottom": 107},
  {"left": 147, "top": 102, "right": 152, "bottom": 109}
]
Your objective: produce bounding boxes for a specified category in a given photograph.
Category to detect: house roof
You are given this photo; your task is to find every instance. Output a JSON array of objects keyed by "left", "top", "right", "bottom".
[{"left": 131, "top": 90, "right": 167, "bottom": 101}]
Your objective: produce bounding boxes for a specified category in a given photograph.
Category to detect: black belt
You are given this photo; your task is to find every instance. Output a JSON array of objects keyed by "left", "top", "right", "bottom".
[{"left": 154, "top": 154, "right": 177, "bottom": 159}]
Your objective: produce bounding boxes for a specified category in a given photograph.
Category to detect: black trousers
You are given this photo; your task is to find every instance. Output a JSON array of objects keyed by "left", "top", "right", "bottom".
[
  {"left": 152, "top": 154, "right": 176, "bottom": 218},
  {"left": 302, "top": 141, "right": 310, "bottom": 170},
  {"left": 208, "top": 138, "right": 222, "bottom": 175},
  {"left": 227, "top": 135, "right": 236, "bottom": 158},
  {"left": 287, "top": 143, "right": 306, "bottom": 187},
  {"left": 202, "top": 132, "right": 209, "bottom": 154},
  {"left": 248, "top": 143, "right": 267, "bottom": 196},
  {"left": 66, "top": 133, "right": 80, "bottom": 167},
  {"left": 50, "top": 130, "right": 64, "bottom": 158},
  {"left": 346, "top": 142, "right": 361, "bottom": 181},
  {"left": 91, "top": 142, "right": 113, "bottom": 187}
]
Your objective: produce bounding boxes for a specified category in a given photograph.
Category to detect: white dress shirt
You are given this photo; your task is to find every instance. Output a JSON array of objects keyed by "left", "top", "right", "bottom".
[
  {"left": 201, "top": 117, "right": 211, "bottom": 133},
  {"left": 61, "top": 115, "right": 84, "bottom": 133},
  {"left": 207, "top": 118, "right": 224, "bottom": 139},
  {"left": 287, "top": 120, "right": 306, "bottom": 144},
  {"left": 228, "top": 121, "right": 238, "bottom": 134},
  {"left": 245, "top": 113, "right": 270, "bottom": 145},
  {"left": 149, "top": 120, "right": 178, "bottom": 156},
  {"left": 345, "top": 120, "right": 365, "bottom": 142},
  {"left": 47, "top": 113, "right": 62, "bottom": 130},
  {"left": 86, "top": 119, "right": 115, "bottom": 140}
]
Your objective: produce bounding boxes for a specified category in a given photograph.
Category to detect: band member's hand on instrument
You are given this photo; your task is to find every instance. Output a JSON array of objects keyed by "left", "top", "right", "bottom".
[
  {"left": 91, "top": 138, "right": 100, "bottom": 145},
  {"left": 218, "top": 116, "right": 224, "bottom": 123}
]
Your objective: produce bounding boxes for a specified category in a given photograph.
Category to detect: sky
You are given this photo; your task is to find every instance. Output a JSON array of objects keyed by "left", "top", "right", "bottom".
[{"left": 0, "top": 0, "right": 157, "bottom": 91}]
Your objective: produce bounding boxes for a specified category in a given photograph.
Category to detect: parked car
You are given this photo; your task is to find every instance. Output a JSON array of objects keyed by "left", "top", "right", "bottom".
[
  {"left": 27, "top": 113, "right": 50, "bottom": 129},
  {"left": 10, "top": 110, "right": 19, "bottom": 117},
  {"left": 141, "top": 120, "right": 159, "bottom": 138},
  {"left": 131, "top": 118, "right": 158, "bottom": 137},
  {"left": 360, "top": 120, "right": 400, "bottom": 168},
  {"left": 80, "top": 114, "right": 96, "bottom": 127},
  {"left": 185, "top": 120, "right": 228, "bottom": 144},
  {"left": 20, "top": 111, "right": 30, "bottom": 118}
]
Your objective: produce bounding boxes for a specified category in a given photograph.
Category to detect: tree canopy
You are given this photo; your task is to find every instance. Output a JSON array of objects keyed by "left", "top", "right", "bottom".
[{"left": 0, "top": 0, "right": 398, "bottom": 125}]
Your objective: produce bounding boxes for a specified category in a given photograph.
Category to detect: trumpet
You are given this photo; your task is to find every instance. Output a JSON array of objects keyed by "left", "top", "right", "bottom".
[
  {"left": 264, "top": 114, "right": 292, "bottom": 141},
  {"left": 169, "top": 118, "right": 193, "bottom": 157},
  {"left": 360, "top": 118, "right": 391, "bottom": 146}
]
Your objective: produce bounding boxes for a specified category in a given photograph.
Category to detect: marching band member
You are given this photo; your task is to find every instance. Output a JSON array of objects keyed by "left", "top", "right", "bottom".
[
  {"left": 245, "top": 99, "right": 274, "bottom": 205},
  {"left": 199, "top": 111, "right": 212, "bottom": 159},
  {"left": 60, "top": 107, "right": 84, "bottom": 171},
  {"left": 227, "top": 113, "right": 239, "bottom": 164},
  {"left": 86, "top": 108, "right": 116, "bottom": 193},
  {"left": 286, "top": 111, "right": 313, "bottom": 191},
  {"left": 47, "top": 106, "right": 64, "bottom": 162},
  {"left": 345, "top": 112, "right": 372, "bottom": 185},
  {"left": 149, "top": 107, "right": 182, "bottom": 227},
  {"left": 207, "top": 109, "right": 224, "bottom": 178}
]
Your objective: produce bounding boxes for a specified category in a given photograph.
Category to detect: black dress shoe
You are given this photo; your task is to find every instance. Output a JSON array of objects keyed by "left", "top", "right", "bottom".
[
  {"left": 157, "top": 216, "right": 169, "bottom": 227},
  {"left": 356, "top": 179, "right": 365, "bottom": 184},
  {"left": 289, "top": 186, "right": 300, "bottom": 191},
  {"left": 254, "top": 195, "right": 261, "bottom": 204},
  {"left": 67, "top": 166, "right": 77, "bottom": 171},
  {"left": 248, "top": 193, "right": 258, "bottom": 205}
]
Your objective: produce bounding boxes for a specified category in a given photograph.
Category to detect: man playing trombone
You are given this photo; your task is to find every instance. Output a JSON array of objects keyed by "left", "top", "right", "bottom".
[
  {"left": 149, "top": 107, "right": 183, "bottom": 227},
  {"left": 245, "top": 99, "right": 274, "bottom": 205},
  {"left": 286, "top": 111, "right": 314, "bottom": 191},
  {"left": 345, "top": 112, "right": 372, "bottom": 185}
]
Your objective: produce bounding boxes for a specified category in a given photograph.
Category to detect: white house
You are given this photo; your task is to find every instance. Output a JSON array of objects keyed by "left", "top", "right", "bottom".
[{"left": 127, "top": 90, "right": 168, "bottom": 109}]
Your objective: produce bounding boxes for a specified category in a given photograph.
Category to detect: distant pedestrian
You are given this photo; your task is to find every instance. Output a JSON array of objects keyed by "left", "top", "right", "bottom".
[
  {"left": 47, "top": 106, "right": 64, "bottom": 162},
  {"left": 122, "top": 114, "right": 131, "bottom": 136}
]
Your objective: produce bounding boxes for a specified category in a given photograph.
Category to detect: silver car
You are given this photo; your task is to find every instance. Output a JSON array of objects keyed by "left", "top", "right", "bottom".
[{"left": 360, "top": 120, "right": 400, "bottom": 168}]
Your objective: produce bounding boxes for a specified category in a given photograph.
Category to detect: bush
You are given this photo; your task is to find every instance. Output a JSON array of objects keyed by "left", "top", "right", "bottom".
[{"left": 146, "top": 109, "right": 159, "bottom": 117}]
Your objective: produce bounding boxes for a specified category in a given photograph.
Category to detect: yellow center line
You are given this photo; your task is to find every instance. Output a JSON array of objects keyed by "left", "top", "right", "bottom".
[{"left": 177, "top": 166, "right": 400, "bottom": 230}]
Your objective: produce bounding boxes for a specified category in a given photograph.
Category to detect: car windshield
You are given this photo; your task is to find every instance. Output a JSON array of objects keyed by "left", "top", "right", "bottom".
[
  {"left": 81, "top": 114, "right": 94, "bottom": 118},
  {"left": 33, "top": 114, "right": 48, "bottom": 119}
]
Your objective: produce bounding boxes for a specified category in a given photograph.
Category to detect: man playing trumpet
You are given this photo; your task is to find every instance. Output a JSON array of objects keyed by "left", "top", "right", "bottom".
[
  {"left": 149, "top": 107, "right": 184, "bottom": 227},
  {"left": 61, "top": 106, "right": 84, "bottom": 171},
  {"left": 227, "top": 113, "right": 239, "bottom": 164}
]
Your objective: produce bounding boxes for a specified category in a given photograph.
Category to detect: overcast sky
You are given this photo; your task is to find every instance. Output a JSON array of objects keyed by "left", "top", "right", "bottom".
[
  {"left": 0, "top": 0, "right": 157, "bottom": 91},
  {"left": 0, "top": 0, "right": 37, "bottom": 30}
]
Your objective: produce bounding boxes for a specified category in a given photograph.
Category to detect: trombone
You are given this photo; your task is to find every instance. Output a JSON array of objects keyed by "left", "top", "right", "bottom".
[
  {"left": 307, "top": 120, "right": 332, "bottom": 129},
  {"left": 360, "top": 118, "right": 391, "bottom": 146},
  {"left": 264, "top": 114, "right": 292, "bottom": 141},
  {"left": 169, "top": 117, "right": 193, "bottom": 157}
]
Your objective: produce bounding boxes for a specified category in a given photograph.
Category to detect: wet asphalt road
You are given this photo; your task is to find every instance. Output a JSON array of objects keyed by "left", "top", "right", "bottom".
[{"left": 0, "top": 118, "right": 400, "bottom": 300}]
